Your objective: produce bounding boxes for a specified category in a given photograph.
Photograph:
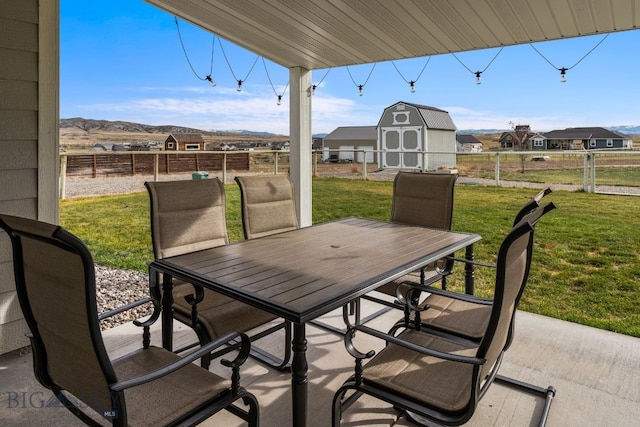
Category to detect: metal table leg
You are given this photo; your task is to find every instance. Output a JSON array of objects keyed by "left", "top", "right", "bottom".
[
  {"left": 291, "top": 323, "right": 308, "bottom": 426},
  {"left": 464, "top": 244, "right": 475, "bottom": 295},
  {"left": 160, "top": 272, "right": 174, "bottom": 351}
]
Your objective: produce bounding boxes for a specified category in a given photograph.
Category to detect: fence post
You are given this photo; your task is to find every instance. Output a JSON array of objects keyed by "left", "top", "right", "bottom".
[
  {"left": 583, "top": 153, "right": 590, "bottom": 192},
  {"left": 153, "top": 153, "right": 159, "bottom": 181},
  {"left": 494, "top": 152, "right": 500, "bottom": 186},
  {"left": 361, "top": 151, "right": 367, "bottom": 180},
  {"left": 274, "top": 151, "right": 279, "bottom": 175},
  {"left": 59, "top": 154, "right": 67, "bottom": 200},
  {"left": 590, "top": 152, "right": 596, "bottom": 193},
  {"left": 313, "top": 151, "right": 318, "bottom": 177},
  {"left": 222, "top": 152, "right": 227, "bottom": 184}
]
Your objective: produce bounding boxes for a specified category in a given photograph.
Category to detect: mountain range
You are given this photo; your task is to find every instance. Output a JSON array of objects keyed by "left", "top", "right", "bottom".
[{"left": 60, "top": 117, "right": 640, "bottom": 137}]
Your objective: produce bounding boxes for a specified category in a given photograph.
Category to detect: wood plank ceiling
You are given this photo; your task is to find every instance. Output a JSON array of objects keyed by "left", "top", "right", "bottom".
[{"left": 144, "top": 0, "right": 639, "bottom": 70}]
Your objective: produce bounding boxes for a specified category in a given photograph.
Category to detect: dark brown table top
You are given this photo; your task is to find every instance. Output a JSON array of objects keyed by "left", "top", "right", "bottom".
[{"left": 149, "top": 217, "right": 481, "bottom": 323}]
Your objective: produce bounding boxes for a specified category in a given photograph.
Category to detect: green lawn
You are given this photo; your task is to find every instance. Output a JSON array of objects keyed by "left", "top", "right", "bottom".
[{"left": 60, "top": 178, "right": 640, "bottom": 337}]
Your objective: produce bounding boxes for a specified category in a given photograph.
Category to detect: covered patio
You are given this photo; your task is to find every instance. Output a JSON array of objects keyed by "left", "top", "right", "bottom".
[{"left": 1, "top": 1, "right": 640, "bottom": 426}]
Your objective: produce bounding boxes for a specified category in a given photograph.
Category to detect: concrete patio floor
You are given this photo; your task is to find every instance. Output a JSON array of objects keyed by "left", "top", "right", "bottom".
[{"left": 1, "top": 298, "right": 639, "bottom": 426}]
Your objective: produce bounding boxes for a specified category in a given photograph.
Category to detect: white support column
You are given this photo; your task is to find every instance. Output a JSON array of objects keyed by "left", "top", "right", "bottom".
[{"left": 289, "top": 67, "right": 312, "bottom": 227}]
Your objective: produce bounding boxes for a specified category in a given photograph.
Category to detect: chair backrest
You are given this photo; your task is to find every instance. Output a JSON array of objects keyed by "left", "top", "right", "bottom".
[
  {"left": 512, "top": 187, "right": 552, "bottom": 226},
  {"left": 391, "top": 171, "right": 458, "bottom": 230},
  {"left": 234, "top": 175, "right": 299, "bottom": 239},
  {"left": 477, "top": 202, "right": 556, "bottom": 382},
  {"left": 145, "top": 178, "right": 228, "bottom": 259},
  {"left": 0, "top": 214, "right": 119, "bottom": 418}
]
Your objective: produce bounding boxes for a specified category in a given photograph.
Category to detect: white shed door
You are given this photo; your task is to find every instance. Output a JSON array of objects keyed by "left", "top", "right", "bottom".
[{"left": 381, "top": 127, "right": 422, "bottom": 168}]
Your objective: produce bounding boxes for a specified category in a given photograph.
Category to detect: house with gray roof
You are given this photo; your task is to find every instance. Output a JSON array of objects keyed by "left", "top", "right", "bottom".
[
  {"left": 542, "top": 127, "right": 632, "bottom": 150},
  {"left": 456, "top": 134, "right": 483, "bottom": 152},
  {"left": 377, "top": 102, "right": 457, "bottom": 170},
  {"left": 322, "top": 126, "right": 377, "bottom": 162}
]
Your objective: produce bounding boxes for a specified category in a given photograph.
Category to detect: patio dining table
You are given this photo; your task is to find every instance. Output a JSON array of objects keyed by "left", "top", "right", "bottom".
[{"left": 149, "top": 217, "right": 481, "bottom": 426}]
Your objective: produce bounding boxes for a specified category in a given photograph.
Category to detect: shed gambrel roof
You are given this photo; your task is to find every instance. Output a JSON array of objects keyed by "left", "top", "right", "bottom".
[
  {"left": 543, "top": 127, "right": 628, "bottom": 139},
  {"left": 456, "top": 134, "right": 482, "bottom": 144},
  {"left": 166, "top": 133, "right": 205, "bottom": 143},
  {"left": 324, "top": 126, "right": 377, "bottom": 141},
  {"left": 381, "top": 102, "right": 457, "bottom": 131}
]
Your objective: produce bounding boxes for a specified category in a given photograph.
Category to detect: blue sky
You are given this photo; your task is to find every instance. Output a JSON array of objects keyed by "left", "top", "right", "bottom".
[{"left": 61, "top": 0, "right": 640, "bottom": 135}]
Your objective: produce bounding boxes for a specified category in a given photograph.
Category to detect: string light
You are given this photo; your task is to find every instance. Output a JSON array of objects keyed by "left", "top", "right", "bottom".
[
  {"left": 452, "top": 47, "right": 503, "bottom": 85},
  {"left": 219, "top": 37, "right": 259, "bottom": 92},
  {"left": 308, "top": 69, "right": 331, "bottom": 96},
  {"left": 262, "top": 57, "right": 288, "bottom": 105},
  {"left": 559, "top": 67, "right": 567, "bottom": 83},
  {"left": 175, "top": 17, "right": 216, "bottom": 88},
  {"left": 391, "top": 57, "right": 430, "bottom": 93},
  {"left": 347, "top": 63, "right": 376, "bottom": 96},
  {"left": 530, "top": 34, "right": 609, "bottom": 83}
]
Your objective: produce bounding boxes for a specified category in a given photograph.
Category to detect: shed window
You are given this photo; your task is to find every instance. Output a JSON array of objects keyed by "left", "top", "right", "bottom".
[
  {"left": 590, "top": 140, "right": 597, "bottom": 147},
  {"left": 167, "top": 142, "right": 175, "bottom": 149},
  {"left": 533, "top": 140, "right": 543, "bottom": 147},
  {"left": 185, "top": 144, "right": 200, "bottom": 150},
  {"left": 392, "top": 111, "right": 410, "bottom": 125},
  {"left": 606, "top": 140, "right": 613, "bottom": 147}
]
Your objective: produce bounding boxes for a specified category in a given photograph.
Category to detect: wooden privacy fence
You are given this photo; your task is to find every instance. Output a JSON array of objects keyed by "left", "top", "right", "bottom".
[{"left": 61, "top": 151, "right": 250, "bottom": 177}]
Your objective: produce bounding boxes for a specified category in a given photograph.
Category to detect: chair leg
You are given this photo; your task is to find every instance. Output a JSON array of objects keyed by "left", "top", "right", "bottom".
[{"left": 495, "top": 374, "right": 556, "bottom": 427}]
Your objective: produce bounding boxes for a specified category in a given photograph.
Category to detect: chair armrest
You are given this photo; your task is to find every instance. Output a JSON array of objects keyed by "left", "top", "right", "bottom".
[
  {"left": 446, "top": 256, "right": 497, "bottom": 269},
  {"left": 98, "top": 297, "right": 153, "bottom": 321},
  {"left": 111, "top": 332, "right": 251, "bottom": 391},
  {"left": 345, "top": 325, "right": 486, "bottom": 366}
]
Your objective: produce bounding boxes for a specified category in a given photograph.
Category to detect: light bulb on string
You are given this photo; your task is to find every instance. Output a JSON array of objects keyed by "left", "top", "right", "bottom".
[
  {"left": 205, "top": 75, "right": 216, "bottom": 87},
  {"left": 277, "top": 95, "right": 282, "bottom": 106},
  {"left": 475, "top": 71, "right": 482, "bottom": 85},
  {"left": 358, "top": 85, "right": 363, "bottom": 96},
  {"left": 237, "top": 80, "right": 243, "bottom": 92},
  {"left": 409, "top": 81, "right": 415, "bottom": 93},
  {"left": 559, "top": 68, "right": 567, "bottom": 83}
]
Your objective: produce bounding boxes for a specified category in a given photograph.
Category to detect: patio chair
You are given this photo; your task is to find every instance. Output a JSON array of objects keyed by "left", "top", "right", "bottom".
[
  {"left": 332, "top": 203, "right": 556, "bottom": 427},
  {"left": 0, "top": 214, "right": 259, "bottom": 427},
  {"left": 234, "top": 174, "right": 359, "bottom": 336},
  {"left": 234, "top": 174, "right": 299, "bottom": 240},
  {"left": 358, "top": 171, "right": 458, "bottom": 325},
  {"left": 146, "top": 178, "right": 291, "bottom": 370}
]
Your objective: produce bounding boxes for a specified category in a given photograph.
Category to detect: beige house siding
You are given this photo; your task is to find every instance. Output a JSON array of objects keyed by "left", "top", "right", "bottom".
[{"left": 0, "top": 0, "right": 59, "bottom": 355}]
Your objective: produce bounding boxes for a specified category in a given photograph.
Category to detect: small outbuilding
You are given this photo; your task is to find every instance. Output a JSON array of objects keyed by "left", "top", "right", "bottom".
[
  {"left": 322, "top": 126, "right": 377, "bottom": 163},
  {"left": 164, "top": 133, "right": 205, "bottom": 151},
  {"left": 456, "top": 134, "right": 483, "bottom": 152},
  {"left": 377, "top": 102, "right": 457, "bottom": 171}
]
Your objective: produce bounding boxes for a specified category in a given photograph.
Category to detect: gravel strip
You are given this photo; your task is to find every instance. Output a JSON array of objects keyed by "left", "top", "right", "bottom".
[{"left": 95, "top": 265, "right": 154, "bottom": 330}]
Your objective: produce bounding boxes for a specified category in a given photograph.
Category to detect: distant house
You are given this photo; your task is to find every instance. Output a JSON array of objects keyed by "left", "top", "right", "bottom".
[
  {"left": 323, "top": 126, "right": 377, "bottom": 163},
  {"left": 164, "top": 133, "right": 205, "bottom": 151},
  {"left": 456, "top": 134, "right": 483, "bottom": 152},
  {"left": 499, "top": 125, "right": 535, "bottom": 150},
  {"left": 377, "top": 102, "right": 457, "bottom": 170},
  {"left": 542, "top": 127, "right": 632, "bottom": 150}
]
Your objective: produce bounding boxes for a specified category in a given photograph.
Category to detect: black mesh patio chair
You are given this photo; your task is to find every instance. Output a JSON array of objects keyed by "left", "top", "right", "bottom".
[
  {"left": 332, "top": 203, "right": 556, "bottom": 427},
  {"left": 146, "top": 178, "right": 291, "bottom": 370},
  {"left": 0, "top": 214, "right": 259, "bottom": 427}
]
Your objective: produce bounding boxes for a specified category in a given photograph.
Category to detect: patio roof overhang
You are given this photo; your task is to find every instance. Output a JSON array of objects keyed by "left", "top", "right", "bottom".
[
  {"left": 144, "top": 0, "right": 639, "bottom": 70},
  {"left": 143, "top": 0, "right": 639, "bottom": 227}
]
